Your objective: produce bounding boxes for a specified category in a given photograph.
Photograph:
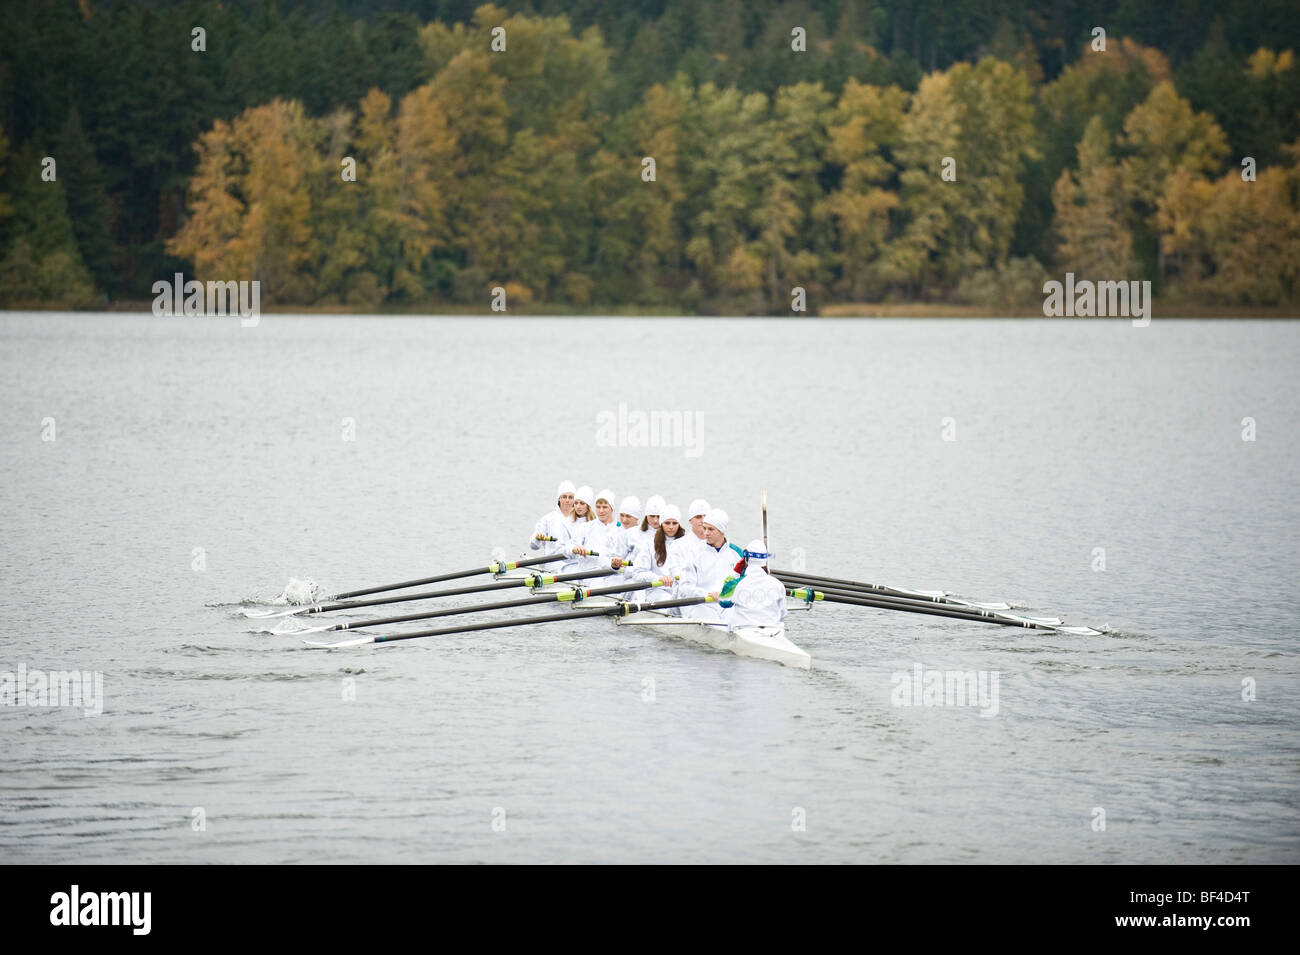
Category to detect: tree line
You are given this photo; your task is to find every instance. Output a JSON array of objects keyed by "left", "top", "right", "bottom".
[{"left": 1, "top": 1, "right": 1298, "bottom": 311}]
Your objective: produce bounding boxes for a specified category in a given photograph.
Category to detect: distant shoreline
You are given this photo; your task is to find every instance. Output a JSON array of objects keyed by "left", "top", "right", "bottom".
[{"left": 3, "top": 303, "right": 1298, "bottom": 319}]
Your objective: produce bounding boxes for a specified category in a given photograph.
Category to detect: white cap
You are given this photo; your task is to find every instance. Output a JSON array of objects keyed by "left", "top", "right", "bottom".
[
  {"left": 702, "top": 508, "right": 729, "bottom": 535},
  {"left": 743, "top": 538, "right": 772, "bottom": 560},
  {"left": 557, "top": 480, "right": 576, "bottom": 497},
  {"left": 660, "top": 503, "right": 682, "bottom": 524},
  {"left": 687, "top": 499, "right": 711, "bottom": 519},
  {"left": 575, "top": 485, "right": 595, "bottom": 508},
  {"left": 644, "top": 495, "right": 665, "bottom": 516},
  {"left": 619, "top": 496, "right": 643, "bottom": 519},
  {"left": 595, "top": 488, "right": 616, "bottom": 507}
]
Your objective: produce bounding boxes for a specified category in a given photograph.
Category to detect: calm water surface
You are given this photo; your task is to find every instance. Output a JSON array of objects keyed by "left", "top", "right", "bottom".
[{"left": 1, "top": 313, "right": 1297, "bottom": 862}]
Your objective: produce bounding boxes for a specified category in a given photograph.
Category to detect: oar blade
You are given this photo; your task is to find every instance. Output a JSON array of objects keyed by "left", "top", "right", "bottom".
[
  {"left": 948, "top": 599, "right": 1013, "bottom": 611},
  {"left": 1054, "top": 625, "right": 1104, "bottom": 636},
  {"left": 242, "top": 606, "right": 308, "bottom": 619},
  {"left": 303, "top": 634, "right": 376, "bottom": 649},
  {"left": 1001, "top": 613, "right": 1063, "bottom": 627},
  {"left": 268, "top": 624, "right": 327, "bottom": 636}
]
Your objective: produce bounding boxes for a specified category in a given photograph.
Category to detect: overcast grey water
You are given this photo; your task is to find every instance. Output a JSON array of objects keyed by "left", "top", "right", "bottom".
[{"left": 1, "top": 312, "right": 1297, "bottom": 863}]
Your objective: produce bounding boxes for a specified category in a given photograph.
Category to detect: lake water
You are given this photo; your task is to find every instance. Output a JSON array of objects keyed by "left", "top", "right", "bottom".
[{"left": 1, "top": 312, "right": 1297, "bottom": 863}]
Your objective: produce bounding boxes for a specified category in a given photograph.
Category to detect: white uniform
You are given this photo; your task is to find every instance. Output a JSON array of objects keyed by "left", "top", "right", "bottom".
[
  {"left": 617, "top": 524, "right": 643, "bottom": 562},
  {"left": 529, "top": 508, "right": 575, "bottom": 558},
  {"left": 629, "top": 532, "right": 689, "bottom": 603},
  {"left": 723, "top": 568, "right": 788, "bottom": 628},
  {"left": 558, "top": 518, "right": 595, "bottom": 574},
  {"left": 567, "top": 518, "right": 622, "bottom": 583},
  {"left": 676, "top": 540, "right": 744, "bottom": 621},
  {"left": 639, "top": 525, "right": 657, "bottom": 550}
]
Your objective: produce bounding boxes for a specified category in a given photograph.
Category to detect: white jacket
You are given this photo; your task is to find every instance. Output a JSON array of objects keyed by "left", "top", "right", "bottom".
[
  {"left": 723, "top": 567, "right": 788, "bottom": 628},
  {"left": 529, "top": 508, "right": 576, "bottom": 557},
  {"left": 676, "top": 539, "right": 744, "bottom": 620},
  {"left": 628, "top": 532, "right": 689, "bottom": 603},
  {"left": 566, "top": 518, "right": 622, "bottom": 583},
  {"left": 557, "top": 517, "right": 596, "bottom": 574}
]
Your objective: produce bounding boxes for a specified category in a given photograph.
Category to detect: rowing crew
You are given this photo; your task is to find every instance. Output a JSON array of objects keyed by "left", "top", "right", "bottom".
[{"left": 529, "top": 481, "right": 786, "bottom": 628}]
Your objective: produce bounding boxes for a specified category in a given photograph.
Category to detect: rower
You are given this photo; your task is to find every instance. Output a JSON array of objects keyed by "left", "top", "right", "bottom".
[
  {"left": 720, "top": 540, "right": 787, "bottom": 628},
  {"left": 617, "top": 496, "right": 644, "bottom": 561},
  {"left": 560, "top": 485, "right": 597, "bottom": 572},
  {"left": 571, "top": 486, "right": 595, "bottom": 537},
  {"left": 677, "top": 508, "right": 742, "bottom": 621},
  {"left": 685, "top": 499, "right": 711, "bottom": 545},
  {"left": 679, "top": 498, "right": 711, "bottom": 563},
  {"left": 569, "top": 488, "right": 630, "bottom": 580},
  {"left": 633, "top": 502, "right": 688, "bottom": 602},
  {"left": 530, "top": 480, "right": 576, "bottom": 557},
  {"left": 640, "top": 495, "right": 665, "bottom": 546}
]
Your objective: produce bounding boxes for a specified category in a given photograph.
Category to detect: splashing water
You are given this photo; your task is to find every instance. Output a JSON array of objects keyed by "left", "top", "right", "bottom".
[{"left": 278, "top": 578, "right": 320, "bottom": 605}]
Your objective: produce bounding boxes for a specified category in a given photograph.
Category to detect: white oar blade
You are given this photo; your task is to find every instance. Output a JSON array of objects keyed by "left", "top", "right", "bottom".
[
  {"left": 1054, "top": 625, "right": 1103, "bottom": 636},
  {"left": 268, "top": 624, "right": 327, "bottom": 636},
  {"left": 242, "top": 606, "right": 308, "bottom": 619},
  {"left": 950, "top": 599, "right": 1013, "bottom": 611},
  {"left": 1003, "top": 614, "right": 1063, "bottom": 626},
  {"left": 303, "top": 634, "right": 376, "bottom": 649}
]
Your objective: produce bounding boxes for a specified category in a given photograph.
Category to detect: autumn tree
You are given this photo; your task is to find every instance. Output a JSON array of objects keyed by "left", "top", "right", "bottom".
[{"left": 1051, "top": 117, "right": 1137, "bottom": 280}]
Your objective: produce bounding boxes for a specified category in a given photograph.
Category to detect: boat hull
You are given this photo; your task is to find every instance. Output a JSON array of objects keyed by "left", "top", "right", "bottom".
[
  {"left": 500, "top": 570, "right": 811, "bottom": 669},
  {"left": 615, "top": 609, "right": 811, "bottom": 669}
]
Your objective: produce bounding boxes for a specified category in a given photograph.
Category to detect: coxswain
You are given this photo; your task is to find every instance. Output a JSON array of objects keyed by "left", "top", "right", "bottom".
[{"left": 720, "top": 540, "right": 788, "bottom": 628}]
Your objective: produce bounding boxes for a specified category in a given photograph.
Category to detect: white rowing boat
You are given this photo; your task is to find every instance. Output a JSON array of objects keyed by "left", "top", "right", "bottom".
[
  {"left": 282, "top": 551, "right": 1098, "bottom": 656},
  {"left": 616, "top": 608, "right": 811, "bottom": 669},
  {"left": 503, "top": 568, "right": 812, "bottom": 669}
]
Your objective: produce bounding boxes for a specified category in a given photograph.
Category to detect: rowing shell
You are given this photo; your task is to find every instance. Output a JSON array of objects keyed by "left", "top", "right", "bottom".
[
  {"left": 616, "top": 608, "right": 811, "bottom": 669},
  {"left": 504, "top": 568, "right": 812, "bottom": 669}
]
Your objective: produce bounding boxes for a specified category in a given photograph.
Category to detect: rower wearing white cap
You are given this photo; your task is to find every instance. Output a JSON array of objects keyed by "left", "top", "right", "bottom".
[
  {"left": 571, "top": 486, "right": 596, "bottom": 536},
  {"left": 631, "top": 503, "right": 688, "bottom": 602},
  {"left": 530, "top": 480, "right": 577, "bottom": 557},
  {"left": 617, "top": 496, "right": 644, "bottom": 561},
  {"left": 685, "top": 499, "right": 711, "bottom": 546},
  {"left": 640, "top": 495, "right": 665, "bottom": 548},
  {"left": 569, "top": 488, "right": 631, "bottom": 581},
  {"left": 559, "top": 485, "right": 597, "bottom": 571},
  {"left": 720, "top": 540, "right": 788, "bottom": 628},
  {"left": 676, "top": 508, "right": 743, "bottom": 621}
]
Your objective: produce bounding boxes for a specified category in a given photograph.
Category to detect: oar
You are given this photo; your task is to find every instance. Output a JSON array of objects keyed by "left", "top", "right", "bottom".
[
  {"left": 761, "top": 490, "right": 769, "bottom": 572},
  {"left": 304, "top": 595, "right": 714, "bottom": 649},
  {"left": 269, "top": 578, "right": 669, "bottom": 635},
  {"left": 789, "top": 581, "right": 1060, "bottom": 625},
  {"left": 324, "top": 553, "right": 564, "bottom": 601},
  {"left": 245, "top": 568, "right": 623, "bottom": 619},
  {"left": 774, "top": 569, "right": 1011, "bottom": 611},
  {"left": 787, "top": 588, "right": 1100, "bottom": 635}
]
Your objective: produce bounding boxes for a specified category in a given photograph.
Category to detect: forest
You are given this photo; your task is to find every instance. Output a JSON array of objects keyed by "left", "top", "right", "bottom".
[{"left": 1, "top": 0, "right": 1298, "bottom": 313}]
